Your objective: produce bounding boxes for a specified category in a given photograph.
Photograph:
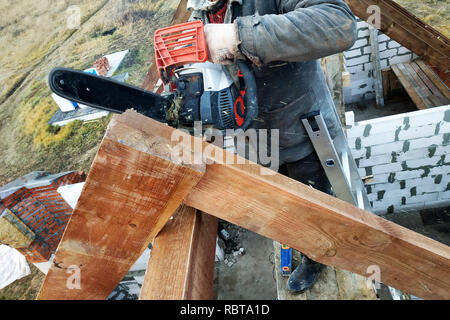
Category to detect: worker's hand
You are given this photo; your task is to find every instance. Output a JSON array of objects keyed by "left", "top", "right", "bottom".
[{"left": 204, "top": 23, "right": 240, "bottom": 65}]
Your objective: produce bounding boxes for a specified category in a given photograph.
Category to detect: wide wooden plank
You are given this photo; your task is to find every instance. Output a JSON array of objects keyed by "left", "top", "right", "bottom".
[
  {"left": 113, "top": 110, "right": 450, "bottom": 300},
  {"left": 139, "top": 1, "right": 219, "bottom": 301},
  {"left": 140, "top": 205, "right": 217, "bottom": 300},
  {"left": 345, "top": 0, "right": 450, "bottom": 87},
  {"left": 391, "top": 64, "right": 430, "bottom": 109},
  {"left": 416, "top": 60, "right": 450, "bottom": 101},
  {"left": 410, "top": 62, "right": 449, "bottom": 106},
  {"left": 37, "top": 116, "right": 205, "bottom": 300},
  {"left": 403, "top": 63, "right": 441, "bottom": 107}
]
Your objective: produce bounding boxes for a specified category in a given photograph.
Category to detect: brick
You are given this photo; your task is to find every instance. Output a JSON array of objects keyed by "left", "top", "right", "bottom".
[
  {"left": 397, "top": 47, "right": 411, "bottom": 55},
  {"left": 346, "top": 54, "right": 370, "bottom": 67},
  {"left": 389, "top": 54, "right": 412, "bottom": 65},
  {"left": 430, "top": 166, "right": 450, "bottom": 176},
  {"left": 357, "top": 21, "right": 368, "bottom": 29},
  {"left": 351, "top": 148, "right": 366, "bottom": 159},
  {"left": 347, "top": 64, "right": 364, "bottom": 74},
  {"left": 369, "top": 173, "right": 390, "bottom": 185},
  {"left": 372, "top": 182, "right": 402, "bottom": 192},
  {"left": 351, "top": 38, "right": 369, "bottom": 49},
  {"left": 406, "top": 156, "right": 442, "bottom": 169},
  {"left": 380, "top": 49, "right": 398, "bottom": 59},
  {"left": 378, "top": 42, "right": 387, "bottom": 51},
  {"left": 345, "top": 48, "right": 363, "bottom": 59},
  {"left": 439, "top": 191, "right": 450, "bottom": 200},
  {"left": 358, "top": 131, "right": 397, "bottom": 148},
  {"left": 363, "top": 46, "right": 372, "bottom": 55},
  {"left": 358, "top": 29, "right": 369, "bottom": 39},
  {"left": 408, "top": 112, "right": 448, "bottom": 128},
  {"left": 373, "top": 163, "right": 403, "bottom": 175},
  {"left": 416, "top": 183, "right": 446, "bottom": 194},
  {"left": 371, "top": 141, "right": 404, "bottom": 156},
  {"left": 409, "top": 135, "right": 445, "bottom": 150},
  {"left": 406, "top": 193, "right": 440, "bottom": 205},
  {"left": 405, "top": 177, "right": 435, "bottom": 188},
  {"left": 398, "top": 124, "right": 437, "bottom": 141},
  {"left": 364, "top": 62, "right": 373, "bottom": 71},
  {"left": 359, "top": 154, "right": 392, "bottom": 168},
  {"left": 397, "top": 203, "right": 426, "bottom": 213},
  {"left": 388, "top": 40, "right": 401, "bottom": 49},
  {"left": 388, "top": 149, "right": 433, "bottom": 164},
  {"left": 378, "top": 34, "right": 391, "bottom": 42}
]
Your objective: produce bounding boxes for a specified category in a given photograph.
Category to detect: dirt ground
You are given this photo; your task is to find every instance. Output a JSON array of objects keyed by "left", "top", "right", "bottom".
[{"left": 213, "top": 222, "right": 277, "bottom": 300}]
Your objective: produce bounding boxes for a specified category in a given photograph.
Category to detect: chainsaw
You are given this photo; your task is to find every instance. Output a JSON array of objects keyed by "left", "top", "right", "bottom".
[{"left": 49, "top": 21, "right": 258, "bottom": 132}]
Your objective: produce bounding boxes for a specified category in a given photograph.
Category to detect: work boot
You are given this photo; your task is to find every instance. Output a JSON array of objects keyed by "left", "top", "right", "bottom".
[{"left": 287, "top": 255, "right": 325, "bottom": 293}]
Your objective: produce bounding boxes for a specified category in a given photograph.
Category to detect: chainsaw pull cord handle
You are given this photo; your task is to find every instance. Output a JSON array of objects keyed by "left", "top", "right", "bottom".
[{"left": 236, "top": 60, "right": 258, "bottom": 131}]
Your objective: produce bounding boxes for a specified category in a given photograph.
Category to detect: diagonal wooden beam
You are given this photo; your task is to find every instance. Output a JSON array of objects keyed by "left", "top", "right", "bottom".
[
  {"left": 139, "top": 0, "right": 219, "bottom": 301},
  {"left": 345, "top": 0, "right": 450, "bottom": 87},
  {"left": 37, "top": 116, "right": 205, "bottom": 300},
  {"left": 119, "top": 110, "right": 449, "bottom": 300},
  {"left": 139, "top": 205, "right": 217, "bottom": 300}
]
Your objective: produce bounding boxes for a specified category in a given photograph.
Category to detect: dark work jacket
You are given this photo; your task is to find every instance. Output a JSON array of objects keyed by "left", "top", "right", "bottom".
[{"left": 193, "top": 0, "right": 357, "bottom": 162}]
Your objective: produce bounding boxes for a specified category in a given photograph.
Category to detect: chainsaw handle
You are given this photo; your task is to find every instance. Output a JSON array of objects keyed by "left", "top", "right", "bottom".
[{"left": 236, "top": 60, "right": 258, "bottom": 131}]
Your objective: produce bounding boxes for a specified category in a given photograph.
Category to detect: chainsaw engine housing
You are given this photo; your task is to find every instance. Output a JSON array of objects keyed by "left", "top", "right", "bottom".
[{"left": 173, "top": 62, "right": 241, "bottom": 130}]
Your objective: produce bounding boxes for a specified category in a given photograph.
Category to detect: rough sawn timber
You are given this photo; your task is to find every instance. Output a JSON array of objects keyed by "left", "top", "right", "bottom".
[
  {"left": 115, "top": 111, "right": 449, "bottom": 300},
  {"left": 37, "top": 115, "right": 205, "bottom": 300},
  {"left": 139, "top": 0, "right": 219, "bottom": 301},
  {"left": 139, "top": 205, "right": 218, "bottom": 300}
]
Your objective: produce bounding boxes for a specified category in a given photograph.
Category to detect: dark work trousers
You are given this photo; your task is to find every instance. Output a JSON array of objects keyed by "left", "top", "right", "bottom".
[
  {"left": 284, "top": 150, "right": 332, "bottom": 264},
  {"left": 285, "top": 151, "right": 332, "bottom": 196}
]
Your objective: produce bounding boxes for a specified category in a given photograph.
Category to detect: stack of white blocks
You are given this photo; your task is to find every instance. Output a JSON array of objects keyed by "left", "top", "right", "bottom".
[
  {"left": 346, "top": 105, "right": 450, "bottom": 215},
  {"left": 343, "top": 18, "right": 418, "bottom": 104}
]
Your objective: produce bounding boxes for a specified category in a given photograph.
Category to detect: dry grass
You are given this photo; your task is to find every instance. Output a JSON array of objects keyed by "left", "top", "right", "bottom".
[
  {"left": 395, "top": 0, "right": 449, "bottom": 37},
  {"left": 0, "top": 264, "right": 45, "bottom": 300}
]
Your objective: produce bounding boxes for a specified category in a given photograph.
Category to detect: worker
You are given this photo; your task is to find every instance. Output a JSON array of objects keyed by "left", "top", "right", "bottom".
[{"left": 188, "top": 0, "right": 357, "bottom": 293}]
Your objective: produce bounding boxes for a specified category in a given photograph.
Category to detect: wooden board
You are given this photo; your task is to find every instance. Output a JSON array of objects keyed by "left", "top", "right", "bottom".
[
  {"left": 37, "top": 116, "right": 205, "bottom": 300},
  {"left": 369, "top": 26, "right": 385, "bottom": 107},
  {"left": 140, "top": 205, "right": 217, "bottom": 300},
  {"left": 345, "top": 0, "right": 450, "bottom": 87},
  {"left": 109, "top": 110, "right": 450, "bottom": 300},
  {"left": 415, "top": 60, "right": 450, "bottom": 101},
  {"left": 392, "top": 64, "right": 431, "bottom": 109},
  {"left": 392, "top": 61, "right": 450, "bottom": 110},
  {"left": 139, "top": 1, "right": 219, "bottom": 301},
  {"left": 409, "top": 62, "right": 448, "bottom": 106}
]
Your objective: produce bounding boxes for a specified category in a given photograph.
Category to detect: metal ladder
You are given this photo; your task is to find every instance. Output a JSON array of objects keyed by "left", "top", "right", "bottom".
[{"left": 301, "top": 111, "right": 371, "bottom": 210}]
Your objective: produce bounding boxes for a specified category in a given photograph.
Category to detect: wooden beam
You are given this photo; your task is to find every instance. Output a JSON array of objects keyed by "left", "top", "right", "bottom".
[
  {"left": 139, "top": 1, "right": 219, "bottom": 301},
  {"left": 37, "top": 116, "right": 205, "bottom": 300},
  {"left": 369, "top": 26, "right": 385, "bottom": 107},
  {"left": 139, "top": 205, "right": 217, "bottom": 300},
  {"left": 345, "top": 0, "right": 450, "bottom": 87},
  {"left": 113, "top": 110, "right": 450, "bottom": 300}
]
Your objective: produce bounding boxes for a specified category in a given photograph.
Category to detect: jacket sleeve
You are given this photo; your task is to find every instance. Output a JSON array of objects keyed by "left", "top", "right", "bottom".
[{"left": 235, "top": 0, "right": 357, "bottom": 65}]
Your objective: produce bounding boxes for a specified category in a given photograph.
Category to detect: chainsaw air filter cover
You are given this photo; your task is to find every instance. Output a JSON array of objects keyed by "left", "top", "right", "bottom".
[{"left": 175, "top": 62, "right": 240, "bottom": 130}]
